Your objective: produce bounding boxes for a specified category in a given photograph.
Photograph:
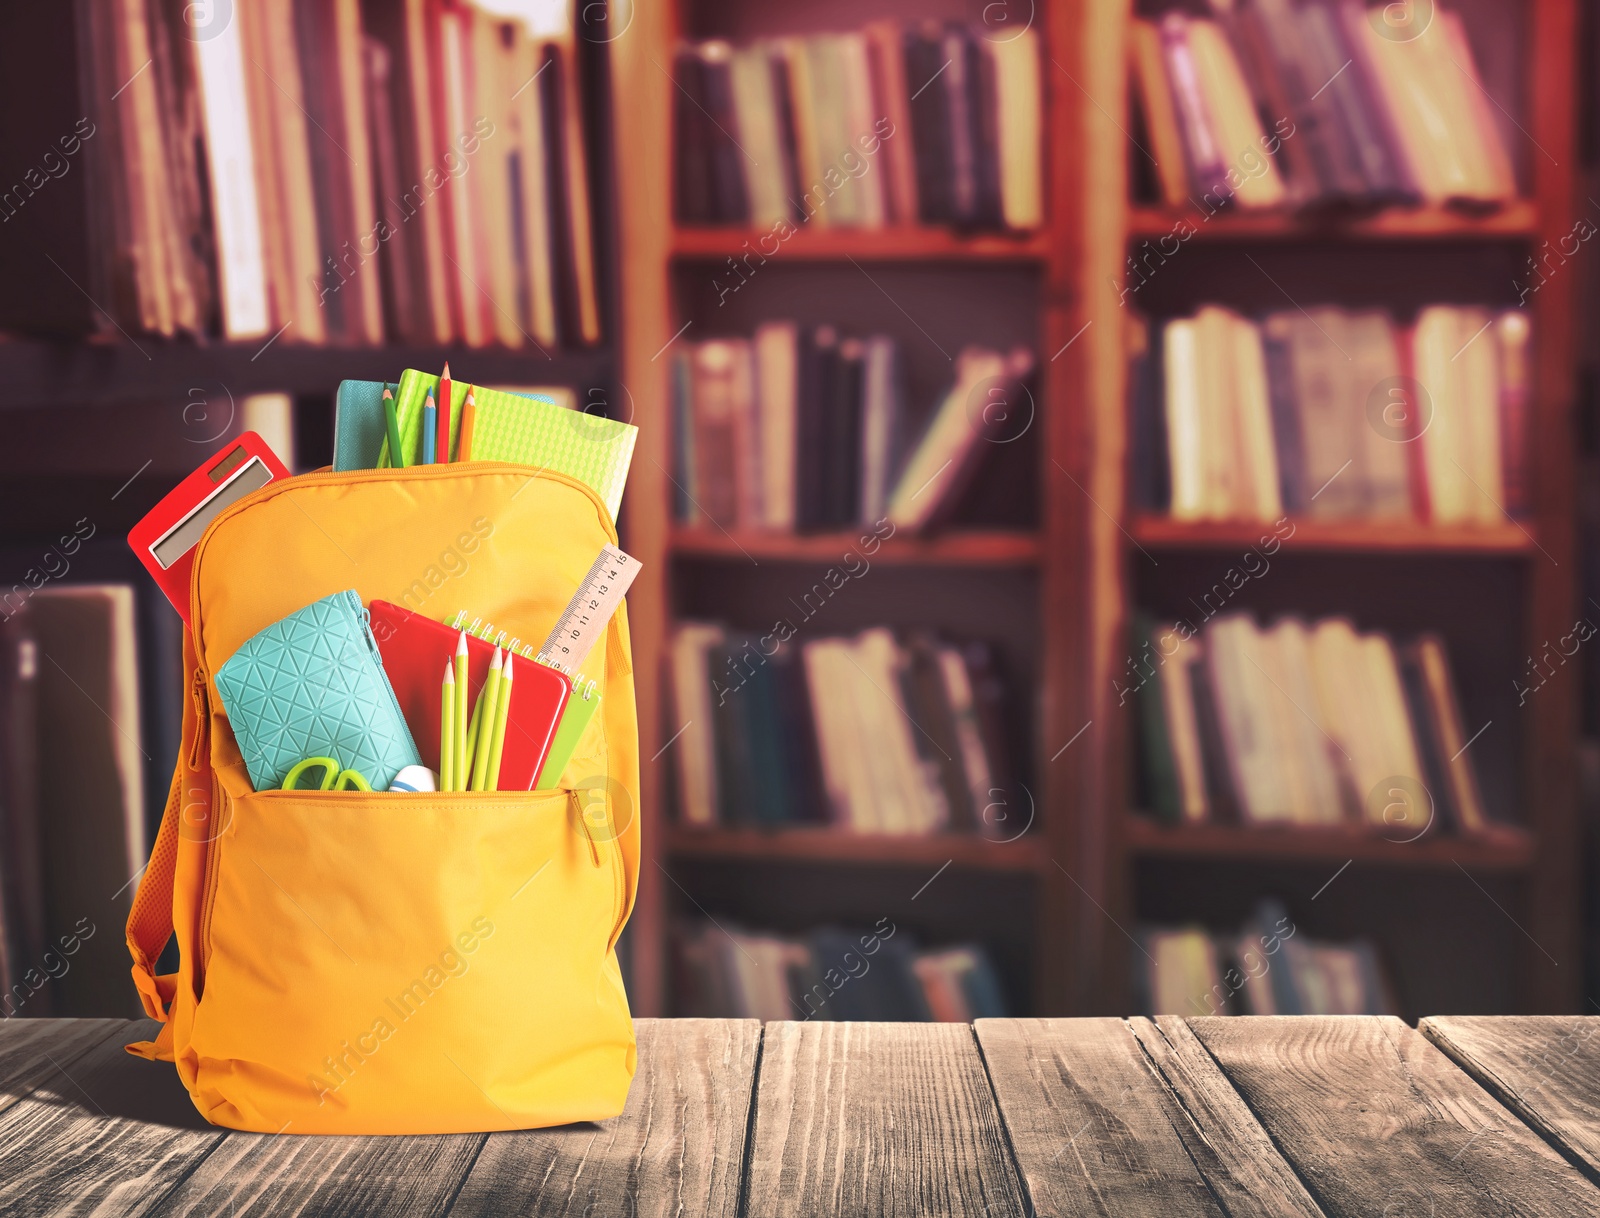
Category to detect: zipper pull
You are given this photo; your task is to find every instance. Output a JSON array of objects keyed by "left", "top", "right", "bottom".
[
  {"left": 189, "top": 670, "right": 208, "bottom": 770},
  {"left": 351, "top": 591, "right": 384, "bottom": 665},
  {"left": 571, "top": 789, "right": 603, "bottom": 868}
]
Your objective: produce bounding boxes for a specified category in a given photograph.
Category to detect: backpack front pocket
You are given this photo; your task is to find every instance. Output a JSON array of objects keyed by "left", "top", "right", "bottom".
[{"left": 185, "top": 787, "right": 635, "bottom": 1135}]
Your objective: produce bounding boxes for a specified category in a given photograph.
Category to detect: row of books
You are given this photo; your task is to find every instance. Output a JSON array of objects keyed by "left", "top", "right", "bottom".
[
  {"left": 9, "top": 1, "right": 599, "bottom": 347},
  {"left": 674, "top": 24, "right": 1043, "bottom": 232},
  {"left": 1138, "top": 902, "right": 1397, "bottom": 1017},
  {"left": 1131, "top": 612, "right": 1495, "bottom": 836},
  {"left": 671, "top": 625, "right": 1016, "bottom": 837},
  {"left": 672, "top": 328, "right": 1035, "bottom": 534},
  {"left": 1129, "top": 2, "right": 1516, "bottom": 211},
  {"left": 673, "top": 920, "right": 1007, "bottom": 1022},
  {"left": 1133, "top": 306, "right": 1530, "bottom": 524},
  {"left": 0, "top": 580, "right": 171, "bottom": 1019}
]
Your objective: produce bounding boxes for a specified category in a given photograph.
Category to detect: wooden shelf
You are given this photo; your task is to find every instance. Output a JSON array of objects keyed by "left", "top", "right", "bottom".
[
  {"left": 1129, "top": 515, "right": 1537, "bottom": 556},
  {"left": 1127, "top": 200, "right": 1539, "bottom": 242},
  {"left": 670, "top": 226, "right": 1050, "bottom": 262},
  {"left": 670, "top": 527, "right": 1041, "bottom": 566},
  {"left": 667, "top": 827, "right": 1052, "bottom": 874},
  {"left": 1122, "top": 817, "right": 1535, "bottom": 873},
  {"left": 0, "top": 336, "right": 614, "bottom": 410}
]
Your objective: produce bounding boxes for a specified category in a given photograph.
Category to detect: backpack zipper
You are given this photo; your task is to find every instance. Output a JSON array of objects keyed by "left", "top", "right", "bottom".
[{"left": 198, "top": 772, "right": 224, "bottom": 978}]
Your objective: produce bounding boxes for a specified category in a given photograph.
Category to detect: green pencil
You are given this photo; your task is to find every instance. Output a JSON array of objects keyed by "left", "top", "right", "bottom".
[
  {"left": 439, "top": 662, "right": 455, "bottom": 793},
  {"left": 454, "top": 631, "right": 470, "bottom": 790},
  {"left": 383, "top": 386, "right": 404, "bottom": 468},
  {"left": 486, "top": 654, "right": 513, "bottom": 790},
  {"left": 469, "top": 648, "right": 502, "bottom": 791}
]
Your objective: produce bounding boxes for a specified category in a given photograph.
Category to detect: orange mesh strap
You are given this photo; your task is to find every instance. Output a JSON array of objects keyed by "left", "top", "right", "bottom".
[
  {"left": 126, "top": 760, "right": 180, "bottom": 1020},
  {"left": 125, "top": 634, "right": 203, "bottom": 1022},
  {"left": 125, "top": 1019, "right": 175, "bottom": 1062}
]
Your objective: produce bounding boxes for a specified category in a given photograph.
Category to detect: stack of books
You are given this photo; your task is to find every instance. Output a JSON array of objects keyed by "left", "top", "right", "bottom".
[
  {"left": 673, "top": 24, "right": 1043, "bottom": 231},
  {"left": 1130, "top": 613, "right": 1496, "bottom": 836},
  {"left": 8, "top": 0, "right": 599, "bottom": 347},
  {"left": 1138, "top": 901, "right": 1397, "bottom": 1016},
  {"left": 673, "top": 920, "right": 1007, "bottom": 1022},
  {"left": 0, "top": 582, "right": 167, "bottom": 1018},
  {"left": 1129, "top": 2, "right": 1516, "bottom": 211},
  {"left": 670, "top": 625, "right": 1016, "bottom": 836},
  {"left": 1132, "top": 306, "right": 1531, "bottom": 522},
  {"left": 673, "top": 328, "right": 1034, "bottom": 532}
]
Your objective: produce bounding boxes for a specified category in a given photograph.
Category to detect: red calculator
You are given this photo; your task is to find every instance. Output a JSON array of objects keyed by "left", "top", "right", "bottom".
[{"left": 128, "top": 433, "right": 290, "bottom": 625}]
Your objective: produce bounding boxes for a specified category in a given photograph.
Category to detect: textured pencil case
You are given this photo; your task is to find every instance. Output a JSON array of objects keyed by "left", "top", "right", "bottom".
[{"left": 214, "top": 589, "right": 421, "bottom": 791}]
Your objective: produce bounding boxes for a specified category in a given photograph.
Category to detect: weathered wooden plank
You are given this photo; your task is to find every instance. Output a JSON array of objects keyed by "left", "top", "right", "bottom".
[
  {"left": 0, "top": 1018, "right": 130, "bottom": 1119},
  {"left": 145, "top": 1129, "right": 483, "bottom": 1217},
  {"left": 746, "top": 1021, "right": 1026, "bottom": 1218},
  {"left": 446, "top": 1018, "right": 761, "bottom": 1218},
  {"left": 1191, "top": 1015, "right": 1600, "bottom": 1218},
  {"left": 0, "top": 1018, "right": 226, "bottom": 1217},
  {"left": 974, "top": 1017, "right": 1229, "bottom": 1217},
  {"left": 1421, "top": 1016, "right": 1600, "bottom": 1184},
  {"left": 1133, "top": 1017, "right": 1327, "bottom": 1218}
]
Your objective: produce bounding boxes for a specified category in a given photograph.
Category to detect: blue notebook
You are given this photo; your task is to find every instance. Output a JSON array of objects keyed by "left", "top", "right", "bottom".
[{"left": 333, "top": 380, "right": 399, "bottom": 472}]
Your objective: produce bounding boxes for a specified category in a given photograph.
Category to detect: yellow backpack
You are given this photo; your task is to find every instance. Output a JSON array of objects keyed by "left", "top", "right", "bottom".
[{"left": 124, "top": 463, "right": 639, "bottom": 1134}]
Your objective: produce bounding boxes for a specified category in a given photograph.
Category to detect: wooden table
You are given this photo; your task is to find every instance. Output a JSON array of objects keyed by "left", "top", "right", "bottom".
[{"left": 3, "top": 1016, "right": 1599, "bottom": 1216}]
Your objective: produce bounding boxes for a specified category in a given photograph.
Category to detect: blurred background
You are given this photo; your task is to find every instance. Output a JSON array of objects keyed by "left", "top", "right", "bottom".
[{"left": 0, "top": 0, "right": 1595, "bottom": 1025}]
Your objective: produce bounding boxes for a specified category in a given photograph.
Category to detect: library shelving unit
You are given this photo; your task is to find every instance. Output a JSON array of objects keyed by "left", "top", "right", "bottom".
[
  {"left": 609, "top": 0, "right": 1085, "bottom": 1016},
  {"left": 1076, "top": 0, "right": 1583, "bottom": 1017},
  {"left": 609, "top": 0, "right": 1583, "bottom": 1018}
]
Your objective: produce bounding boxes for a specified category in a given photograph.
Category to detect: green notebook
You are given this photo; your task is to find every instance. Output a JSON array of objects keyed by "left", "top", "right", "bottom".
[
  {"left": 535, "top": 673, "right": 601, "bottom": 790},
  {"left": 384, "top": 371, "right": 637, "bottom": 521}
]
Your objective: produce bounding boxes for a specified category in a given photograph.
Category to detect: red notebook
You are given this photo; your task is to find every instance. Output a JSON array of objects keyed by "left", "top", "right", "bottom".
[{"left": 369, "top": 600, "right": 570, "bottom": 789}]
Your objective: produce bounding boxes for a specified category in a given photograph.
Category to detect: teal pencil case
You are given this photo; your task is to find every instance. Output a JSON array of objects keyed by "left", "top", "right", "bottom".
[
  {"left": 333, "top": 380, "right": 399, "bottom": 472},
  {"left": 214, "top": 590, "right": 421, "bottom": 792}
]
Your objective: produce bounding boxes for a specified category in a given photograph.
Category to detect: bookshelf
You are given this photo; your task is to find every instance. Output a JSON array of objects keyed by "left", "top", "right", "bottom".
[
  {"left": 1127, "top": 200, "right": 1543, "bottom": 242},
  {"left": 1078, "top": 0, "right": 1584, "bottom": 1018},
  {"left": 610, "top": 0, "right": 1080, "bottom": 1016},
  {"left": 614, "top": 0, "right": 1586, "bottom": 1020},
  {"left": 1129, "top": 516, "right": 1540, "bottom": 556}
]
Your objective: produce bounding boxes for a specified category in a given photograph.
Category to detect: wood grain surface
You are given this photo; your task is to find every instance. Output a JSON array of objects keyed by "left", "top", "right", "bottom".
[
  {"left": 974, "top": 1017, "right": 1229, "bottom": 1217},
  {"left": 1190, "top": 1016, "right": 1600, "bottom": 1217},
  {"left": 446, "top": 1018, "right": 762, "bottom": 1218},
  {"left": 0, "top": 1020, "right": 225, "bottom": 1217},
  {"left": 746, "top": 1021, "right": 1027, "bottom": 1217},
  {"left": 5, "top": 1016, "right": 1600, "bottom": 1218},
  {"left": 145, "top": 1127, "right": 484, "bottom": 1217},
  {"left": 1421, "top": 1016, "right": 1600, "bottom": 1185},
  {"left": 0, "top": 1018, "right": 128, "bottom": 1119},
  {"left": 1132, "top": 1017, "right": 1326, "bottom": 1218}
]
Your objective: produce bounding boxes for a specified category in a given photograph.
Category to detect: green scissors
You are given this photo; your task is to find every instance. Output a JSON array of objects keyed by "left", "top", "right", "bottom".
[{"left": 282, "top": 756, "right": 373, "bottom": 792}]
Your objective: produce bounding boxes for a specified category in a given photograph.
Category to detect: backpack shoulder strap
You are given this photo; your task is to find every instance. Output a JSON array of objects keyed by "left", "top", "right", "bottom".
[{"left": 125, "top": 631, "right": 207, "bottom": 1030}]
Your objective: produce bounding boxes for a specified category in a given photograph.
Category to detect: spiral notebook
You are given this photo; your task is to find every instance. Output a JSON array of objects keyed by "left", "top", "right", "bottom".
[
  {"left": 383, "top": 371, "right": 637, "bottom": 520},
  {"left": 368, "top": 600, "right": 569, "bottom": 789}
]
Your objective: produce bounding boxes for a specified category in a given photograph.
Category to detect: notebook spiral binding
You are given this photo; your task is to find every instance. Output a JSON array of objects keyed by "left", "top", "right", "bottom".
[{"left": 450, "top": 610, "right": 598, "bottom": 700}]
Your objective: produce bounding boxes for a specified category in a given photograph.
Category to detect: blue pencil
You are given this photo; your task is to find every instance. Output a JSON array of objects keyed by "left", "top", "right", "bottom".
[{"left": 421, "top": 391, "right": 437, "bottom": 464}]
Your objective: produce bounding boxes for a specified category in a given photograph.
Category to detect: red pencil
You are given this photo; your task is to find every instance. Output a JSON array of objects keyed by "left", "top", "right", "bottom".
[{"left": 438, "top": 361, "right": 453, "bottom": 462}]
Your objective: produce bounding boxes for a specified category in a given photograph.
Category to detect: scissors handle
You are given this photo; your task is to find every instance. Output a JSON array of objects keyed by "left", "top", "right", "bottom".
[
  {"left": 282, "top": 757, "right": 372, "bottom": 792},
  {"left": 283, "top": 757, "right": 341, "bottom": 791}
]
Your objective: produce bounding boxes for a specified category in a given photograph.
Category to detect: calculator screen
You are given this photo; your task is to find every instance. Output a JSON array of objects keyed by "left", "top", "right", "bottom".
[{"left": 150, "top": 455, "right": 274, "bottom": 569}]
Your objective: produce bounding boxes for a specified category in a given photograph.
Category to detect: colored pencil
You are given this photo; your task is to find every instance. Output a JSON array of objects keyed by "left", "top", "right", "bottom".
[
  {"left": 440, "top": 662, "right": 455, "bottom": 793},
  {"left": 486, "top": 653, "right": 513, "bottom": 790},
  {"left": 422, "top": 390, "right": 437, "bottom": 465},
  {"left": 458, "top": 389, "right": 477, "bottom": 462},
  {"left": 382, "top": 387, "right": 404, "bottom": 468},
  {"left": 438, "top": 361, "right": 453, "bottom": 461},
  {"left": 454, "top": 631, "right": 469, "bottom": 787},
  {"left": 469, "top": 648, "right": 502, "bottom": 790}
]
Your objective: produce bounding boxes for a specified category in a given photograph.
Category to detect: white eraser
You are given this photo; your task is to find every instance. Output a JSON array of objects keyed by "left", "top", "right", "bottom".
[{"left": 388, "top": 765, "right": 438, "bottom": 793}]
